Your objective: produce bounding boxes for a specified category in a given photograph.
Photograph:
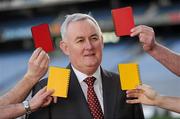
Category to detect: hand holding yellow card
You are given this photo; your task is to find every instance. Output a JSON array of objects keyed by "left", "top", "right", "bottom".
[
  {"left": 47, "top": 66, "right": 70, "bottom": 98},
  {"left": 118, "top": 63, "right": 141, "bottom": 90}
]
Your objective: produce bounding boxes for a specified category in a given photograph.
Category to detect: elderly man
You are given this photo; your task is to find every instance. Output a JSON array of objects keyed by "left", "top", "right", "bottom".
[{"left": 28, "top": 13, "right": 145, "bottom": 119}]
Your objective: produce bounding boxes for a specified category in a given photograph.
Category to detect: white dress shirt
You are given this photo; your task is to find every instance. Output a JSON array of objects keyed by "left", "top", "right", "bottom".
[{"left": 71, "top": 65, "right": 104, "bottom": 113}]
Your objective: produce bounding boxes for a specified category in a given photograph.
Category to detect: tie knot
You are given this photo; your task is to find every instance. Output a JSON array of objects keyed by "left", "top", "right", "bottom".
[{"left": 84, "top": 77, "right": 96, "bottom": 87}]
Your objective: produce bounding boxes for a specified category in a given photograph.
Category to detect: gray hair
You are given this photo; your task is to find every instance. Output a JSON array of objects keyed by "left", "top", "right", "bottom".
[{"left": 61, "top": 13, "right": 101, "bottom": 39}]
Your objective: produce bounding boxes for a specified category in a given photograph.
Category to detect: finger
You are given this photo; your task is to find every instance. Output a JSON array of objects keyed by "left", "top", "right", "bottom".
[
  {"left": 53, "top": 97, "right": 58, "bottom": 103},
  {"left": 39, "top": 55, "right": 49, "bottom": 68},
  {"left": 126, "top": 89, "right": 137, "bottom": 94},
  {"left": 43, "top": 59, "right": 49, "bottom": 75},
  {"left": 45, "top": 54, "right": 50, "bottom": 67},
  {"left": 136, "top": 84, "right": 152, "bottom": 95},
  {"left": 130, "top": 26, "right": 139, "bottom": 32},
  {"left": 35, "top": 50, "right": 46, "bottom": 65},
  {"left": 45, "top": 58, "right": 50, "bottom": 68},
  {"left": 130, "top": 27, "right": 142, "bottom": 37},
  {"left": 130, "top": 25, "right": 146, "bottom": 36},
  {"left": 131, "top": 25, "right": 153, "bottom": 37},
  {"left": 41, "top": 59, "right": 49, "bottom": 74},
  {"left": 41, "top": 97, "right": 53, "bottom": 107},
  {"left": 29, "top": 48, "right": 42, "bottom": 62},
  {"left": 126, "top": 93, "right": 139, "bottom": 98},
  {"left": 137, "top": 84, "right": 151, "bottom": 91},
  {"left": 36, "top": 86, "right": 47, "bottom": 95},
  {"left": 126, "top": 99, "right": 140, "bottom": 104},
  {"left": 142, "top": 84, "right": 151, "bottom": 88},
  {"left": 131, "top": 25, "right": 152, "bottom": 32},
  {"left": 126, "top": 89, "right": 141, "bottom": 94},
  {"left": 41, "top": 89, "right": 54, "bottom": 99}
]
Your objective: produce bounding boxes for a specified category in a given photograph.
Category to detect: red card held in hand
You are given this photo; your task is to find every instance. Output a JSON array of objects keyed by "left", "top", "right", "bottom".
[
  {"left": 31, "top": 23, "right": 54, "bottom": 53},
  {"left": 111, "top": 6, "right": 135, "bottom": 36}
]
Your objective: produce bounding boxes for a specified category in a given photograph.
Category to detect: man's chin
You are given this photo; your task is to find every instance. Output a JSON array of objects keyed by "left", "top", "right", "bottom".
[
  {"left": 84, "top": 64, "right": 99, "bottom": 75},
  {"left": 85, "top": 62, "right": 100, "bottom": 69}
]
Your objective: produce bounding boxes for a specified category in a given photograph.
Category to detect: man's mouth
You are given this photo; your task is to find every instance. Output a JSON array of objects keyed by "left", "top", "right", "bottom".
[{"left": 84, "top": 53, "right": 95, "bottom": 57}]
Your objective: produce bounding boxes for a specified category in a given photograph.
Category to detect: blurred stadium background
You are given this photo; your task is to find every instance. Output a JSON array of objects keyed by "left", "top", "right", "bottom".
[{"left": 0, "top": 0, "right": 180, "bottom": 119}]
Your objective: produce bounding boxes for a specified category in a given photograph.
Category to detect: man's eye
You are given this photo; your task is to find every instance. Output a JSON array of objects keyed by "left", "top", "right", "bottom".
[
  {"left": 92, "top": 37, "right": 98, "bottom": 41},
  {"left": 77, "top": 39, "right": 84, "bottom": 43}
]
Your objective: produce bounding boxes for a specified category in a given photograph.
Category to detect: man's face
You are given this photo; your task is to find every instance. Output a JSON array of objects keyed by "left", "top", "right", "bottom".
[{"left": 60, "top": 19, "right": 103, "bottom": 75}]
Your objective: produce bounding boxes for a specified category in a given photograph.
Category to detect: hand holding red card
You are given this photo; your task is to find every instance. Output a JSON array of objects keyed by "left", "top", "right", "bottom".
[
  {"left": 31, "top": 24, "right": 54, "bottom": 53},
  {"left": 112, "top": 6, "right": 135, "bottom": 36}
]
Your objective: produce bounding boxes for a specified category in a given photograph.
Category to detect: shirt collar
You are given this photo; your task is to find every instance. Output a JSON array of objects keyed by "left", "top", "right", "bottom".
[{"left": 71, "top": 64, "right": 101, "bottom": 84}]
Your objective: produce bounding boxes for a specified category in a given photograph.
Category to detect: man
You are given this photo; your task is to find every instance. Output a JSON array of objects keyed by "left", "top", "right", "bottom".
[
  {"left": 126, "top": 26, "right": 180, "bottom": 113},
  {"left": 130, "top": 25, "right": 180, "bottom": 76},
  {"left": 28, "top": 13, "right": 144, "bottom": 119},
  {"left": 0, "top": 48, "right": 54, "bottom": 118},
  {"left": 126, "top": 84, "right": 180, "bottom": 113}
]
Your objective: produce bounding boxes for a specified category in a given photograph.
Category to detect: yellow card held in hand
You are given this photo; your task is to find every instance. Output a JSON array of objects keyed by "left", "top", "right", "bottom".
[
  {"left": 47, "top": 66, "right": 70, "bottom": 98},
  {"left": 118, "top": 63, "right": 141, "bottom": 90}
]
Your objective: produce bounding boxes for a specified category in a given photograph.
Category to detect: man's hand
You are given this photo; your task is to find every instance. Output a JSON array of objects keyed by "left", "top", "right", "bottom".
[
  {"left": 29, "top": 87, "right": 54, "bottom": 112},
  {"left": 126, "top": 84, "right": 160, "bottom": 106},
  {"left": 25, "top": 48, "right": 50, "bottom": 83},
  {"left": 130, "top": 25, "right": 156, "bottom": 52}
]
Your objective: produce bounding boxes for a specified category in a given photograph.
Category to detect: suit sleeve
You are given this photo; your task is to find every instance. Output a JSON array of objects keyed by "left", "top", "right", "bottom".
[
  {"left": 133, "top": 103, "right": 144, "bottom": 119},
  {"left": 27, "top": 78, "right": 51, "bottom": 119}
]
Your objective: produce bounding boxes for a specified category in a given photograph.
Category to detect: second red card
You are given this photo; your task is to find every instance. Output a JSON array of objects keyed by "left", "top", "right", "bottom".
[{"left": 112, "top": 6, "right": 135, "bottom": 36}]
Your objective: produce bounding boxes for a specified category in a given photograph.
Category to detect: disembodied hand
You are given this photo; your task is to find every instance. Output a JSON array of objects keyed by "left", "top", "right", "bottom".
[
  {"left": 130, "top": 25, "right": 156, "bottom": 52},
  {"left": 126, "top": 84, "right": 160, "bottom": 106},
  {"left": 25, "top": 48, "right": 50, "bottom": 83},
  {"left": 29, "top": 87, "right": 54, "bottom": 112}
]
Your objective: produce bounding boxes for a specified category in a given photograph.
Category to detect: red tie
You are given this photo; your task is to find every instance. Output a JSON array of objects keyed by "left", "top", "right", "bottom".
[{"left": 84, "top": 77, "right": 104, "bottom": 119}]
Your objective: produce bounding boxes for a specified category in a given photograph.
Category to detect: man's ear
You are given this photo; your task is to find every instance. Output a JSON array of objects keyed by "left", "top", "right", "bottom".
[{"left": 59, "top": 40, "right": 69, "bottom": 55}]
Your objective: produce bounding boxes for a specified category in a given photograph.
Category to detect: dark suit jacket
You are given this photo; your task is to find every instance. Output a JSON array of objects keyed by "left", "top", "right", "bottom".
[{"left": 28, "top": 65, "right": 144, "bottom": 119}]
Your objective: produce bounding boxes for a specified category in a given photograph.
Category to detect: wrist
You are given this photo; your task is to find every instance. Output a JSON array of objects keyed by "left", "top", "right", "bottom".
[
  {"left": 154, "top": 95, "right": 163, "bottom": 107},
  {"left": 29, "top": 100, "right": 39, "bottom": 112},
  {"left": 147, "top": 42, "right": 159, "bottom": 54},
  {"left": 22, "top": 100, "right": 32, "bottom": 115},
  {"left": 24, "top": 73, "right": 40, "bottom": 85}
]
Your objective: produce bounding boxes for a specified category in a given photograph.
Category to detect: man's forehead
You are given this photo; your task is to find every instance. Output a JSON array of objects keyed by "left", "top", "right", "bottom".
[
  {"left": 71, "top": 20, "right": 100, "bottom": 33},
  {"left": 64, "top": 19, "right": 101, "bottom": 40}
]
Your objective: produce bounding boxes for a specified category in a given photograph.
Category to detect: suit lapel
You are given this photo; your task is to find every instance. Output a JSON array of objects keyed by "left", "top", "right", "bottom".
[
  {"left": 67, "top": 64, "right": 92, "bottom": 119},
  {"left": 101, "top": 68, "right": 117, "bottom": 119},
  {"left": 66, "top": 64, "right": 117, "bottom": 119}
]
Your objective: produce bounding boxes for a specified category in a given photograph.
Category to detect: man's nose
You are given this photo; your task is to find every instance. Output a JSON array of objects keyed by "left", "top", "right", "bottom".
[{"left": 84, "top": 40, "right": 93, "bottom": 50}]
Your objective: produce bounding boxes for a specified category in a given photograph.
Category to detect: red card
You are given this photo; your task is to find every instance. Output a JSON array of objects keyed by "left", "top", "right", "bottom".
[
  {"left": 112, "top": 6, "right": 135, "bottom": 36},
  {"left": 31, "top": 24, "right": 54, "bottom": 53}
]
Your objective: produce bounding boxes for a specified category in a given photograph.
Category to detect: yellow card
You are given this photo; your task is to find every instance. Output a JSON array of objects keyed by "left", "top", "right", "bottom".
[
  {"left": 47, "top": 66, "right": 70, "bottom": 98},
  {"left": 118, "top": 63, "right": 141, "bottom": 90}
]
